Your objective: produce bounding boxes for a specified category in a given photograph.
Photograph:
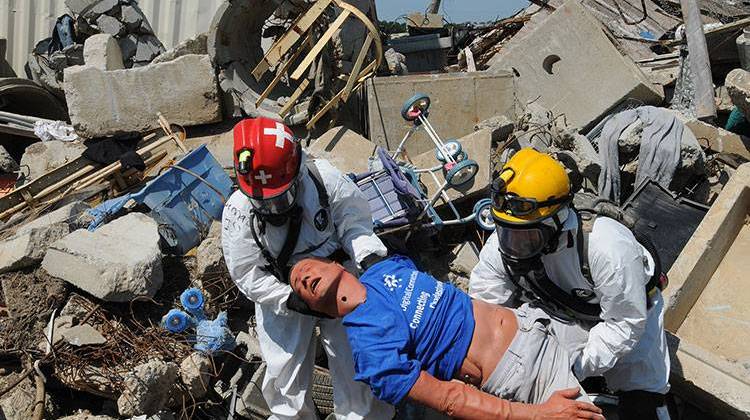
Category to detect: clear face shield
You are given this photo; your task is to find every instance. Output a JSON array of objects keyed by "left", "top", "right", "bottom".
[
  {"left": 495, "top": 206, "right": 570, "bottom": 262},
  {"left": 248, "top": 179, "right": 300, "bottom": 216},
  {"left": 497, "top": 225, "right": 552, "bottom": 261}
]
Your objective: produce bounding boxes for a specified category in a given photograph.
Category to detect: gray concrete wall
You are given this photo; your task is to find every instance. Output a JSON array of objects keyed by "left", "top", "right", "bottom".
[{"left": 366, "top": 71, "right": 515, "bottom": 156}]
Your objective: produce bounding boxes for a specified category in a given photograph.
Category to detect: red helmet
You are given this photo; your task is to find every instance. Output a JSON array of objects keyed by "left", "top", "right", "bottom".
[{"left": 233, "top": 117, "right": 302, "bottom": 214}]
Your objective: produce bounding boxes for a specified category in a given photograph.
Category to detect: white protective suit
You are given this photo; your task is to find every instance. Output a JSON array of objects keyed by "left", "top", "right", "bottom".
[
  {"left": 469, "top": 214, "right": 670, "bottom": 395},
  {"left": 222, "top": 155, "right": 394, "bottom": 420}
]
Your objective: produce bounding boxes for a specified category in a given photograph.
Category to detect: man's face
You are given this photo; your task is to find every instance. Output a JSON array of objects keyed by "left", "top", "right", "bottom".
[{"left": 290, "top": 258, "right": 346, "bottom": 314}]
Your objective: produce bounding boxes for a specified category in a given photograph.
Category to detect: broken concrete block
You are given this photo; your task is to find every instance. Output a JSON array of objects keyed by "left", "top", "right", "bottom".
[
  {"left": 236, "top": 331, "right": 261, "bottom": 359},
  {"left": 179, "top": 352, "right": 211, "bottom": 399},
  {"left": 95, "top": 13, "right": 124, "bottom": 36},
  {"left": 127, "top": 411, "right": 176, "bottom": 420},
  {"left": 555, "top": 128, "right": 601, "bottom": 187},
  {"left": 196, "top": 221, "right": 225, "bottom": 281},
  {"left": 384, "top": 48, "right": 408, "bottom": 75},
  {"left": 366, "top": 71, "right": 515, "bottom": 156},
  {"left": 64, "top": 55, "right": 221, "bottom": 138},
  {"left": 0, "top": 223, "right": 70, "bottom": 273},
  {"left": 19, "top": 140, "right": 86, "bottom": 184},
  {"left": 681, "top": 117, "right": 750, "bottom": 161},
  {"left": 65, "top": 0, "right": 116, "bottom": 15},
  {"left": 120, "top": 4, "right": 144, "bottom": 31},
  {"left": 152, "top": 33, "right": 208, "bottom": 65},
  {"left": 20, "top": 201, "right": 89, "bottom": 232},
  {"left": 306, "top": 126, "right": 378, "bottom": 175},
  {"left": 42, "top": 213, "right": 163, "bottom": 302},
  {"left": 117, "top": 359, "right": 179, "bottom": 417},
  {"left": 715, "top": 85, "right": 734, "bottom": 113},
  {"left": 450, "top": 242, "right": 479, "bottom": 276},
  {"left": 83, "top": 33, "right": 124, "bottom": 70},
  {"left": 133, "top": 35, "right": 164, "bottom": 65},
  {"left": 0, "top": 145, "right": 18, "bottom": 174},
  {"left": 0, "top": 223, "right": 70, "bottom": 274},
  {"left": 61, "top": 324, "right": 107, "bottom": 346},
  {"left": 58, "top": 412, "right": 118, "bottom": 420},
  {"left": 488, "top": 0, "right": 664, "bottom": 131},
  {"left": 725, "top": 68, "right": 750, "bottom": 120}
]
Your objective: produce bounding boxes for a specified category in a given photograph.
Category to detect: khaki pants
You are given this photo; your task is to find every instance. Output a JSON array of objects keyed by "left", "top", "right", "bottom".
[{"left": 481, "top": 304, "right": 589, "bottom": 404}]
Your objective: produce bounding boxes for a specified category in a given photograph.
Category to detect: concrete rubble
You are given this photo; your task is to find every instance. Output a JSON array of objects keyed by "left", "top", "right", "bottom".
[
  {"left": 64, "top": 54, "right": 221, "bottom": 139},
  {"left": 179, "top": 352, "right": 212, "bottom": 399},
  {"left": 0, "top": 201, "right": 90, "bottom": 273},
  {"left": 42, "top": 212, "right": 163, "bottom": 302},
  {"left": 0, "top": 0, "right": 748, "bottom": 418},
  {"left": 117, "top": 359, "right": 179, "bottom": 416},
  {"left": 18, "top": 140, "right": 87, "bottom": 184}
]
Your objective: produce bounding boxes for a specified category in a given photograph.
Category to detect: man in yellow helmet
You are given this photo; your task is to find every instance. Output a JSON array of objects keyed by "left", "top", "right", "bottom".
[{"left": 469, "top": 148, "right": 671, "bottom": 420}]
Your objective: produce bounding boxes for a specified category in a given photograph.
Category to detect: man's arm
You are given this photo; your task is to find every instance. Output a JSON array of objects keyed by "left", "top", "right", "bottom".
[
  {"left": 324, "top": 161, "right": 388, "bottom": 265},
  {"left": 221, "top": 203, "right": 292, "bottom": 316},
  {"left": 572, "top": 220, "right": 649, "bottom": 379},
  {"left": 408, "top": 371, "right": 603, "bottom": 420},
  {"left": 469, "top": 232, "right": 518, "bottom": 306}
]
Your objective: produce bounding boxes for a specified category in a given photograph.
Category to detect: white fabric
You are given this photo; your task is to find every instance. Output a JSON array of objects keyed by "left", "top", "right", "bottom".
[
  {"left": 469, "top": 216, "right": 670, "bottom": 394},
  {"left": 222, "top": 155, "right": 391, "bottom": 419},
  {"left": 33, "top": 120, "right": 79, "bottom": 142}
]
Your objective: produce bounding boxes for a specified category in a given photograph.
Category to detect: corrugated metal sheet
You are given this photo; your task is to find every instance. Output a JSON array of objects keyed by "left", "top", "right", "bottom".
[{"left": 0, "top": 0, "right": 224, "bottom": 77}]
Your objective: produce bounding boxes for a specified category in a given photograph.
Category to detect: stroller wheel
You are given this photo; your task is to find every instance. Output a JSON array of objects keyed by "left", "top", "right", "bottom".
[
  {"left": 435, "top": 140, "right": 463, "bottom": 162},
  {"left": 401, "top": 93, "right": 431, "bottom": 122},
  {"left": 473, "top": 199, "right": 495, "bottom": 231},
  {"left": 445, "top": 159, "right": 479, "bottom": 187}
]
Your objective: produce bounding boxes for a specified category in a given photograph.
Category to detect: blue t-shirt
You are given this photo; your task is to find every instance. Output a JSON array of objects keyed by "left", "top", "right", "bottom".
[{"left": 343, "top": 255, "right": 475, "bottom": 405}]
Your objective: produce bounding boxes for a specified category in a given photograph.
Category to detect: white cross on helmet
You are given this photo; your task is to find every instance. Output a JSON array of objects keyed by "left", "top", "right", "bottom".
[{"left": 264, "top": 122, "right": 295, "bottom": 149}]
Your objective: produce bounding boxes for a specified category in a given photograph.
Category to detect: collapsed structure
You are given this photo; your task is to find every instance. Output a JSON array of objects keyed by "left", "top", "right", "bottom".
[{"left": 0, "top": 0, "right": 749, "bottom": 418}]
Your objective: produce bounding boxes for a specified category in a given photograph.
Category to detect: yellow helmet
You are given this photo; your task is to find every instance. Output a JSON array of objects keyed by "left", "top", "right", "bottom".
[{"left": 491, "top": 148, "right": 571, "bottom": 226}]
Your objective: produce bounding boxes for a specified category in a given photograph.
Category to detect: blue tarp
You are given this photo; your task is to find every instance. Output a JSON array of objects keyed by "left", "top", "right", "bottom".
[{"left": 87, "top": 145, "right": 233, "bottom": 254}]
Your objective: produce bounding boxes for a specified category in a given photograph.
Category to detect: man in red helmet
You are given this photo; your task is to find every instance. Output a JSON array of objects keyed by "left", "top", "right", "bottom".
[{"left": 221, "top": 117, "right": 393, "bottom": 420}]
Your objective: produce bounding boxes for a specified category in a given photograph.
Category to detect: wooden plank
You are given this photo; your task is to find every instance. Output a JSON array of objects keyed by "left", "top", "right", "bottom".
[
  {"left": 306, "top": 89, "right": 345, "bottom": 129},
  {"left": 341, "top": 33, "right": 373, "bottom": 102},
  {"left": 290, "top": 10, "right": 351, "bottom": 81},
  {"left": 279, "top": 79, "right": 311, "bottom": 118},
  {"left": 251, "top": 0, "right": 333, "bottom": 81},
  {"left": 255, "top": 34, "right": 313, "bottom": 108}
]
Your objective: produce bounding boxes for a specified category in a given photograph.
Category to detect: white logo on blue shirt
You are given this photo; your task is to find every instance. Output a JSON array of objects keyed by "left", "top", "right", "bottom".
[{"left": 383, "top": 273, "right": 402, "bottom": 291}]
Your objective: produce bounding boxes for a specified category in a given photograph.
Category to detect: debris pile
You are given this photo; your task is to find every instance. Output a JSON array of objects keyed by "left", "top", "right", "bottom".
[{"left": 0, "top": 0, "right": 748, "bottom": 418}]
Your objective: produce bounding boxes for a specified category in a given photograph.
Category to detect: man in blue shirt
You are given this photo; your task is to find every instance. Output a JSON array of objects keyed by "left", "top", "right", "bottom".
[{"left": 289, "top": 255, "right": 605, "bottom": 419}]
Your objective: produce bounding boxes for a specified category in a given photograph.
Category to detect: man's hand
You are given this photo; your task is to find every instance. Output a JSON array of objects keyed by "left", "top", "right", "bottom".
[{"left": 533, "top": 388, "right": 604, "bottom": 420}]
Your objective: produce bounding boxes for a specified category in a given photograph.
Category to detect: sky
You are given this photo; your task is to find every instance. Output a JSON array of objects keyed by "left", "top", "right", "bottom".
[{"left": 376, "top": 0, "right": 530, "bottom": 23}]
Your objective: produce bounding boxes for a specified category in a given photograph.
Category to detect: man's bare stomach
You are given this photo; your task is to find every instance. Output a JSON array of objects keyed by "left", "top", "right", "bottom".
[{"left": 456, "top": 300, "right": 518, "bottom": 388}]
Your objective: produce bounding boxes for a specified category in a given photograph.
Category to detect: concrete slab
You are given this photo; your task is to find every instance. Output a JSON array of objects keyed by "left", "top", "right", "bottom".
[
  {"left": 83, "top": 34, "right": 125, "bottom": 71},
  {"left": 682, "top": 117, "right": 750, "bottom": 161},
  {"left": 366, "top": 71, "right": 515, "bottom": 156},
  {"left": 42, "top": 213, "right": 163, "bottom": 302},
  {"left": 662, "top": 163, "right": 750, "bottom": 417},
  {"left": 664, "top": 163, "right": 750, "bottom": 330},
  {"left": 678, "top": 223, "right": 750, "bottom": 362},
  {"left": 667, "top": 332, "right": 750, "bottom": 419},
  {"left": 487, "top": 0, "right": 664, "bottom": 131},
  {"left": 64, "top": 54, "right": 221, "bottom": 139},
  {"left": 19, "top": 140, "right": 87, "bottom": 185},
  {"left": 306, "top": 126, "right": 378, "bottom": 175}
]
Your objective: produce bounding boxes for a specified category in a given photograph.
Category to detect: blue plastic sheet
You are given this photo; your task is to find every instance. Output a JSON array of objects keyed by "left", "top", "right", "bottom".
[{"left": 87, "top": 145, "right": 233, "bottom": 254}]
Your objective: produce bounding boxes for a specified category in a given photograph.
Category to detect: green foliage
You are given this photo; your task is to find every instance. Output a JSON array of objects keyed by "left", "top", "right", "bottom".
[{"left": 379, "top": 20, "right": 407, "bottom": 35}]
